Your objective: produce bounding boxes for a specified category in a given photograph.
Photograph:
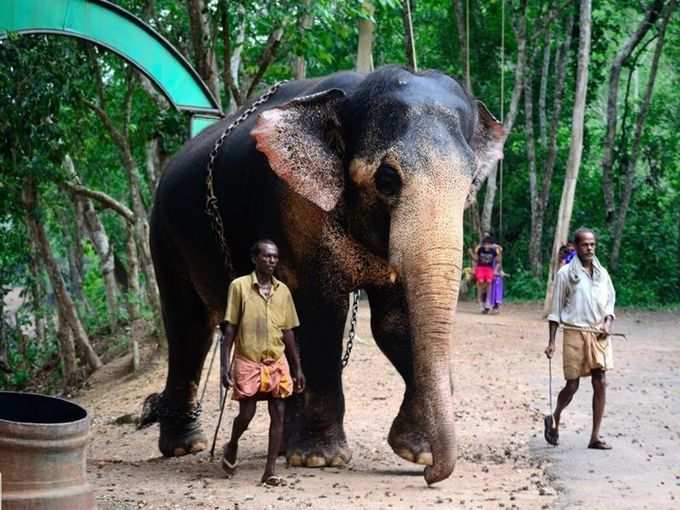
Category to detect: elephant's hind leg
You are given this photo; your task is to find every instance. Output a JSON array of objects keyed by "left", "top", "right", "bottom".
[{"left": 149, "top": 253, "right": 216, "bottom": 457}]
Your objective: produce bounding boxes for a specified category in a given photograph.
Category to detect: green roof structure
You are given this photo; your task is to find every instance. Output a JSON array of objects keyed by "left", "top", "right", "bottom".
[{"left": 0, "top": 0, "right": 222, "bottom": 137}]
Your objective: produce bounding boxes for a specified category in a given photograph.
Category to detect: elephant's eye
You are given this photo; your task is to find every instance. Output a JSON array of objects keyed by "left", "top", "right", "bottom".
[{"left": 374, "top": 164, "right": 402, "bottom": 198}]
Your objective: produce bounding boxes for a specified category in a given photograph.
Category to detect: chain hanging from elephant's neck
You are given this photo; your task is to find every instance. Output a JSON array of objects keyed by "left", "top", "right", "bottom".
[
  {"left": 204, "top": 81, "right": 288, "bottom": 279},
  {"left": 203, "top": 81, "right": 359, "bottom": 370},
  {"left": 341, "top": 290, "right": 361, "bottom": 370}
]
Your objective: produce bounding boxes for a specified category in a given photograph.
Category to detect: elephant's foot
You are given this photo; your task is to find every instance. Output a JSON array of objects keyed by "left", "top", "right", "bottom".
[
  {"left": 286, "top": 424, "right": 352, "bottom": 468},
  {"left": 388, "top": 412, "right": 433, "bottom": 466},
  {"left": 139, "top": 392, "right": 207, "bottom": 457},
  {"left": 159, "top": 419, "right": 208, "bottom": 457}
]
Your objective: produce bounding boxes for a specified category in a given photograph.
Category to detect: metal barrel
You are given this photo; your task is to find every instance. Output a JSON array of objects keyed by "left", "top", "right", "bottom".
[{"left": 0, "top": 391, "right": 95, "bottom": 509}]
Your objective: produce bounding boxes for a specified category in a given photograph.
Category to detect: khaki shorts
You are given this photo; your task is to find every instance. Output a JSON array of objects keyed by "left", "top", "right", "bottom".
[{"left": 563, "top": 329, "right": 613, "bottom": 380}]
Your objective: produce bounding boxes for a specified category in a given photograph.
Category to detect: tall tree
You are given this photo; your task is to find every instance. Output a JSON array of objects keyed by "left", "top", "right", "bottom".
[
  {"left": 22, "top": 179, "right": 102, "bottom": 373},
  {"left": 544, "top": 0, "right": 592, "bottom": 312},
  {"left": 82, "top": 52, "right": 162, "bottom": 325},
  {"left": 610, "top": 0, "right": 677, "bottom": 269},
  {"left": 293, "top": 0, "right": 313, "bottom": 79},
  {"left": 63, "top": 155, "right": 120, "bottom": 333},
  {"left": 528, "top": 13, "right": 575, "bottom": 276},
  {"left": 481, "top": 0, "right": 528, "bottom": 236},
  {"left": 601, "top": 0, "right": 665, "bottom": 224},
  {"left": 402, "top": 0, "right": 418, "bottom": 71},
  {"left": 185, "top": 0, "right": 222, "bottom": 108},
  {"left": 357, "top": 1, "right": 376, "bottom": 72}
]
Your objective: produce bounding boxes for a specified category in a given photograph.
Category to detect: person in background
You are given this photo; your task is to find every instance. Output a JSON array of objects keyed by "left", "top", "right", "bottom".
[
  {"left": 471, "top": 234, "right": 502, "bottom": 314},
  {"left": 485, "top": 238, "right": 504, "bottom": 313}
]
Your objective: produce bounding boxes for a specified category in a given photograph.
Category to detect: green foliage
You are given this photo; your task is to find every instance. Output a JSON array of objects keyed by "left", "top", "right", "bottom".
[
  {"left": 505, "top": 268, "right": 546, "bottom": 302},
  {"left": 0, "top": 322, "right": 60, "bottom": 391},
  {"left": 1, "top": 0, "right": 679, "bottom": 394}
]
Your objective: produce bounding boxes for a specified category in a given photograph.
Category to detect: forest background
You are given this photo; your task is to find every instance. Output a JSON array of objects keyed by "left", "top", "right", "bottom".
[{"left": 1, "top": 0, "right": 678, "bottom": 391}]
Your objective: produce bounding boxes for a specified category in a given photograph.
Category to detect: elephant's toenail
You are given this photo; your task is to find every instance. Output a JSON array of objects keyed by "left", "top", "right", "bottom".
[
  {"left": 397, "top": 448, "right": 415, "bottom": 462},
  {"left": 306, "top": 455, "right": 327, "bottom": 467},
  {"left": 330, "top": 455, "right": 346, "bottom": 467},
  {"left": 190, "top": 441, "right": 207, "bottom": 453},
  {"left": 288, "top": 453, "right": 303, "bottom": 466},
  {"left": 416, "top": 452, "right": 433, "bottom": 465}
]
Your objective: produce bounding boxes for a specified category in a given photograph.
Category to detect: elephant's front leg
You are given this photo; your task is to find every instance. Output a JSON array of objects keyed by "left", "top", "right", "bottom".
[
  {"left": 285, "top": 294, "right": 352, "bottom": 467},
  {"left": 366, "top": 284, "right": 434, "bottom": 466}
]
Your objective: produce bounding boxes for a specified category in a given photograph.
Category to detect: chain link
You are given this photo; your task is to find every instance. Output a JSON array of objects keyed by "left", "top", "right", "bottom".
[
  {"left": 205, "top": 81, "right": 288, "bottom": 276},
  {"left": 341, "top": 290, "right": 361, "bottom": 369}
]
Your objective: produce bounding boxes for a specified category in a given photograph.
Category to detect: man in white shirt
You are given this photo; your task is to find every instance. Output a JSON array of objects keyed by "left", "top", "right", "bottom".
[{"left": 544, "top": 228, "right": 616, "bottom": 450}]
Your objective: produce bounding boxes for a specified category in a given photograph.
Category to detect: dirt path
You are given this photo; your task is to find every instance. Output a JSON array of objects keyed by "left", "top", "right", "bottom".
[{"left": 78, "top": 302, "right": 679, "bottom": 509}]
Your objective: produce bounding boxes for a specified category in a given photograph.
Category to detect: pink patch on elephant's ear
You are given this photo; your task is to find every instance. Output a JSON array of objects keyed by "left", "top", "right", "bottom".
[
  {"left": 250, "top": 89, "right": 346, "bottom": 212},
  {"left": 466, "top": 100, "right": 507, "bottom": 207}
]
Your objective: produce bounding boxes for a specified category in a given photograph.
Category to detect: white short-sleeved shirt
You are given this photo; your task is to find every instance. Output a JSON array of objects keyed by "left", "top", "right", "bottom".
[{"left": 547, "top": 255, "right": 616, "bottom": 328}]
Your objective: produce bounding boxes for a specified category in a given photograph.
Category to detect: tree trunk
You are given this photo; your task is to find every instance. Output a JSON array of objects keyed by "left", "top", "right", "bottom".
[
  {"left": 481, "top": 165, "right": 497, "bottom": 234},
  {"left": 26, "top": 234, "right": 47, "bottom": 345},
  {"left": 544, "top": 0, "right": 592, "bottom": 314},
  {"left": 402, "top": 0, "right": 418, "bottom": 71},
  {"left": 83, "top": 83, "right": 163, "bottom": 329},
  {"left": 538, "top": 32, "right": 551, "bottom": 145},
  {"left": 126, "top": 222, "right": 142, "bottom": 371},
  {"left": 185, "top": 0, "right": 222, "bottom": 108},
  {"left": 601, "top": 0, "right": 664, "bottom": 224},
  {"left": 610, "top": 0, "right": 675, "bottom": 270},
  {"left": 481, "top": 0, "right": 528, "bottom": 235},
  {"left": 64, "top": 155, "right": 119, "bottom": 333},
  {"left": 245, "top": 27, "right": 284, "bottom": 99},
  {"left": 145, "top": 137, "right": 163, "bottom": 193},
  {"left": 0, "top": 302, "right": 10, "bottom": 375},
  {"left": 22, "top": 180, "right": 102, "bottom": 373},
  {"left": 530, "top": 14, "right": 575, "bottom": 276},
  {"left": 126, "top": 165, "right": 163, "bottom": 335},
  {"left": 451, "top": 0, "right": 471, "bottom": 91},
  {"left": 357, "top": 1, "right": 375, "bottom": 73},
  {"left": 293, "top": 0, "right": 312, "bottom": 79},
  {"left": 56, "top": 306, "right": 79, "bottom": 389},
  {"left": 220, "top": 0, "right": 245, "bottom": 111},
  {"left": 524, "top": 66, "right": 540, "bottom": 276},
  {"left": 63, "top": 220, "right": 88, "bottom": 314}
]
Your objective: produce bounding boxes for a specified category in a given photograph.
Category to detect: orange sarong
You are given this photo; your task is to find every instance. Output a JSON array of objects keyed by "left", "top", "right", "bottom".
[{"left": 231, "top": 353, "right": 293, "bottom": 400}]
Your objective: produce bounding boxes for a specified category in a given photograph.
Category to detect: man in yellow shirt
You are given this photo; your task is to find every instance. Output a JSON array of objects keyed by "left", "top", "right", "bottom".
[{"left": 220, "top": 239, "right": 305, "bottom": 486}]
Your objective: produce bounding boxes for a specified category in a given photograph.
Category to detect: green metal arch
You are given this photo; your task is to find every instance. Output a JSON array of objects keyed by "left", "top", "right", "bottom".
[{"left": 0, "top": 0, "right": 222, "bottom": 136}]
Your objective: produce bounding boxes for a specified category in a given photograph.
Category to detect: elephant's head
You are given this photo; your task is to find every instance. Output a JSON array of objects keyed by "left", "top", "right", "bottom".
[{"left": 251, "top": 66, "right": 505, "bottom": 484}]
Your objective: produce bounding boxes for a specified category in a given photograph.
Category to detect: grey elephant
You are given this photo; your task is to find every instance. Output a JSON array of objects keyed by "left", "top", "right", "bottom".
[{"left": 142, "top": 65, "right": 505, "bottom": 484}]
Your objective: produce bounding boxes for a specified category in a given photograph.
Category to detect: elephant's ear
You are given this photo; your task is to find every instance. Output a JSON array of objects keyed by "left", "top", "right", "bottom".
[
  {"left": 466, "top": 100, "right": 506, "bottom": 206},
  {"left": 251, "top": 89, "right": 346, "bottom": 212}
]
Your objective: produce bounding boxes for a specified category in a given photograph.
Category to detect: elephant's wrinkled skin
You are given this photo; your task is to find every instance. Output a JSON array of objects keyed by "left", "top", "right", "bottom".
[{"left": 146, "top": 66, "right": 505, "bottom": 484}]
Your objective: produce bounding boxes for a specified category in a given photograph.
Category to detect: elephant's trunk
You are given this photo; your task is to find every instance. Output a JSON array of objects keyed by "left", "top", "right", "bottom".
[{"left": 391, "top": 187, "right": 465, "bottom": 485}]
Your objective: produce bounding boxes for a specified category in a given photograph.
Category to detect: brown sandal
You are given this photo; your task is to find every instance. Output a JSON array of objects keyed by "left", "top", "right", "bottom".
[
  {"left": 588, "top": 439, "right": 612, "bottom": 450},
  {"left": 543, "top": 415, "right": 559, "bottom": 446}
]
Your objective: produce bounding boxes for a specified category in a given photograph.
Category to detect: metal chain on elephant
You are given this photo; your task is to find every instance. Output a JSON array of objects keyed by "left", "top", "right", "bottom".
[
  {"left": 204, "top": 81, "right": 288, "bottom": 275},
  {"left": 203, "top": 82, "right": 358, "bottom": 371},
  {"left": 341, "top": 290, "right": 361, "bottom": 369}
]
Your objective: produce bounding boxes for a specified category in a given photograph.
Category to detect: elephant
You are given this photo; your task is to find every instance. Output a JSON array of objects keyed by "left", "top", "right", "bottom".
[{"left": 142, "top": 65, "right": 505, "bottom": 485}]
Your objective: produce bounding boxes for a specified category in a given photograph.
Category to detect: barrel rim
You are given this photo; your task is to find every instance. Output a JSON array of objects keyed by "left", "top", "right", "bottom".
[{"left": 0, "top": 390, "right": 90, "bottom": 427}]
